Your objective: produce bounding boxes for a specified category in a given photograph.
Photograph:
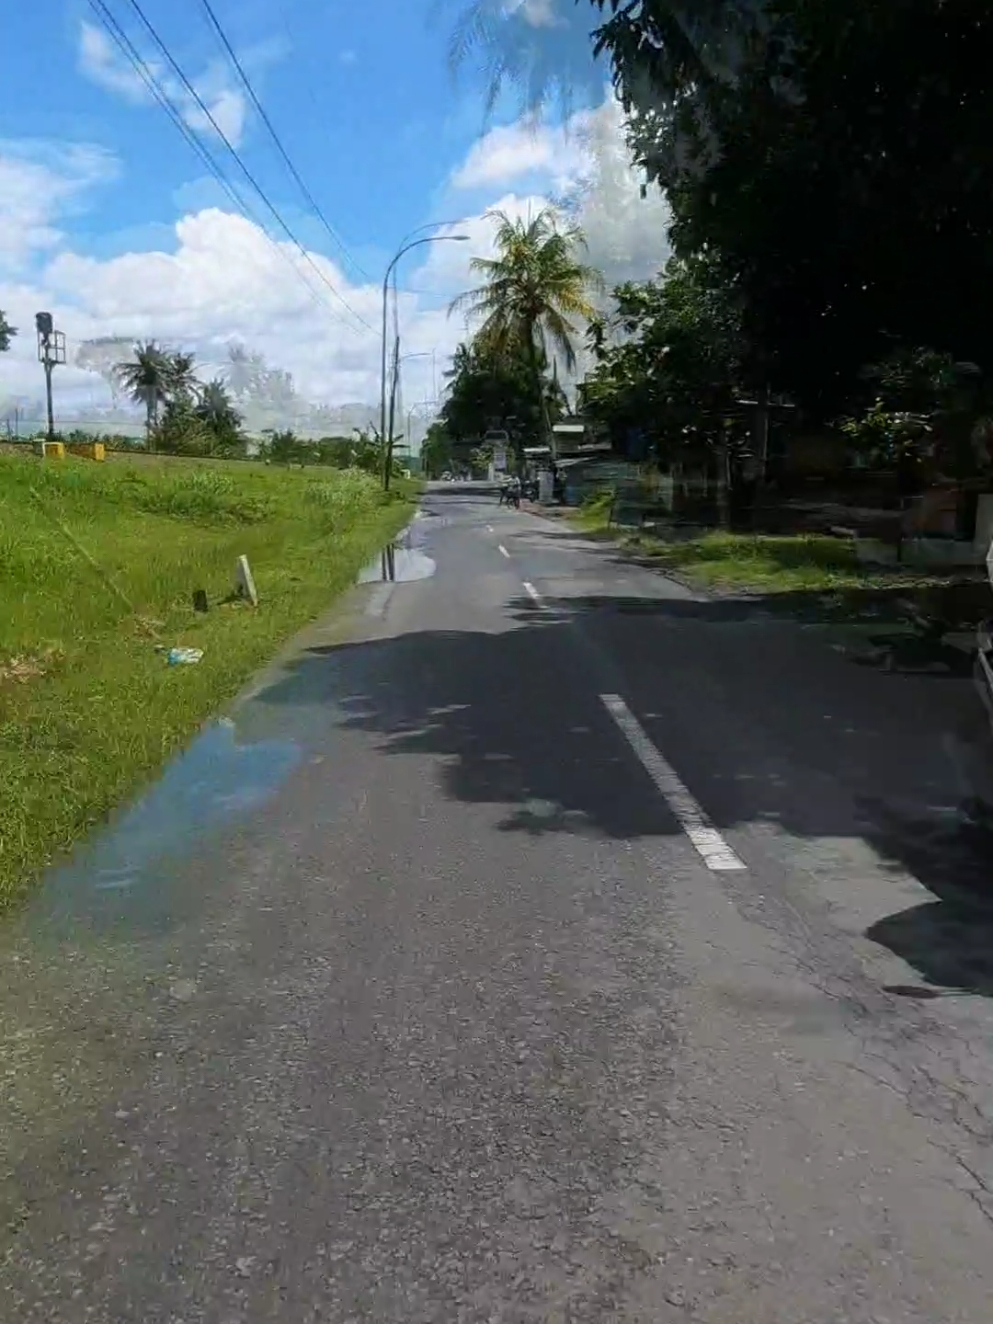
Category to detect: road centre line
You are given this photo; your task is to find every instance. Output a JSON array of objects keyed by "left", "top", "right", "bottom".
[
  {"left": 498, "top": 544, "right": 511, "bottom": 558},
  {"left": 522, "top": 581, "right": 542, "bottom": 603},
  {"left": 599, "top": 693, "right": 747, "bottom": 873}
]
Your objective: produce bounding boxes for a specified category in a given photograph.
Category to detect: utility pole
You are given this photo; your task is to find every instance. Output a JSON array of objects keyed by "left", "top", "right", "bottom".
[
  {"left": 754, "top": 381, "right": 770, "bottom": 493},
  {"left": 735, "top": 385, "right": 796, "bottom": 523},
  {"left": 385, "top": 334, "right": 400, "bottom": 487},
  {"left": 36, "top": 312, "right": 66, "bottom": 441}
]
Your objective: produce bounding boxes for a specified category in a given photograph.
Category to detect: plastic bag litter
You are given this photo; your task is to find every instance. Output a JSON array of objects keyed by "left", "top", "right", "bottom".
[{"left": 166, "top": 647, "right": 204, "bottom": 666}]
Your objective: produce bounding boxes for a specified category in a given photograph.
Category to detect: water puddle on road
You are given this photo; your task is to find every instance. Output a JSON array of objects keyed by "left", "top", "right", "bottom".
[
  {"left": 25, "top": 715, "right": 301, "bottom": 938},
  {"left": 8, "top": 529, "right": 427, "bottom": 940},
  {"left": 358, "top": 528, "right": 436, "bottom": 584}
]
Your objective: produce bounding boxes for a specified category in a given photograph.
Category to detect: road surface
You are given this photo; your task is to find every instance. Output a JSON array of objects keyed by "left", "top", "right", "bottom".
[{"left": 4, "top": 490, "right": 993, "bottom": 1322}]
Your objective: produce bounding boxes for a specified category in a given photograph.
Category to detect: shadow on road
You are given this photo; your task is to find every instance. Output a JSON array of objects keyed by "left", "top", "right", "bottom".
[
  {"left": 863, "top": 797, "right": 993, "bottom": 997},
  {"left": 254, "top": 580, "right": 993, "bottom": 995}
]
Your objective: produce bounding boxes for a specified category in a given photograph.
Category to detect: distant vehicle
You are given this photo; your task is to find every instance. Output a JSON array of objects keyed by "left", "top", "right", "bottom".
[{"left": 440, "top": 470, "right": 453, "bottom": 481}]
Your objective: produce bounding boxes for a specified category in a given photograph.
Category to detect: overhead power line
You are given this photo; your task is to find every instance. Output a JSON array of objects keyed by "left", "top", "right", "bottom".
[
  {"left": 85, "top": 0, "right": 355, "bottom": 330},
  {"left": 195, "top": 0, "right": 371, "bottom": 284},
  {"left": 120, "top": 0, "right": 375, "bottom": 335},
  {"left": 87, "top": 0, "right": 252, "bottom": 219}
]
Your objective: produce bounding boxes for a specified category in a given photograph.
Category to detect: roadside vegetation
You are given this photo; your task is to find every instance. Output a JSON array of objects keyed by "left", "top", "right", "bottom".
[
  {"left": 567, "top": 492, "right": 985, "bottom": 611},
  {"left": 432, "top": 5, "right": 993, "bottom": 622},
  {"left": 570, "top": 494, "right": 868, "bottom": 592},
  {"left": 0, "top": 452, "right": 414, "bottom": 909}
]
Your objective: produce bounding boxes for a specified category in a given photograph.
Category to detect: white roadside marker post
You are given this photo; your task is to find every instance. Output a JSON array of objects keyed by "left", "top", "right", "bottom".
[{"left": 235, "top": 554, "right": 259, "bottom": 606}]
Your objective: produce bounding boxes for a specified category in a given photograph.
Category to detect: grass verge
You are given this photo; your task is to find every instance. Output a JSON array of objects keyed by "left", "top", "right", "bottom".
[
  {"left": 0, "top": 453, "right": 415, "bottom": 910},
  {"left": 567, "top": 494, "right": 882, "bottom": 591},
  {"left": 565, "top": 493, "right": 991, "bottom": 623}
]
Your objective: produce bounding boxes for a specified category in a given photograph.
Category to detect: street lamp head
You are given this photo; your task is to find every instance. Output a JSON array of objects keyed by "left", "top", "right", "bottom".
[{"left": 450, "top": 235, "right": 470, "bottom": 242}]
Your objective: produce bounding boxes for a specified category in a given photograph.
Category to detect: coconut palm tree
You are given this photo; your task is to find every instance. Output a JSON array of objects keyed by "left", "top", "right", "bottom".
[
  {"left": 168, "top": 351, "right": 200, "bottom": 404},
  {"left": 443, "top": 341, "right": 474, "bottom": 389},
  {"left": 444, "top": 0, "right": 748, "bottom": 125},
  {"left": 115, "top": 341, "right": 174, "bottom": 441},
  {"left": 195, "top": 378, "right": 242, "bottom": 438},
  {"left": 449, "top": 207, "right": 602, "bottom": 446}
]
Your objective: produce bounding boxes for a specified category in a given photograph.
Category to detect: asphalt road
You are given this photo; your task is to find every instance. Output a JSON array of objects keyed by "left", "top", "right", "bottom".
[{"left": 5, "top": 490, "right": 993, "bottom": 1321}]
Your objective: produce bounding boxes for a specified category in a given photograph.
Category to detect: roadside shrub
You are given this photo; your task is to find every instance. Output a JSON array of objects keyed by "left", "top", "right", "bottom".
[
  {"left": 303, "top": 469, "right": 381, "bottom": 523},
  {"left": 133, "top": 468, "right": 273, "bottom": 524}
]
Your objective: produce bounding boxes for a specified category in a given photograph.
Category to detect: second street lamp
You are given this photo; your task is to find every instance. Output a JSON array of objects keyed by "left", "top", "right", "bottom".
[{"left": 380, "top": 231, "right": 468, "bottom": 489}]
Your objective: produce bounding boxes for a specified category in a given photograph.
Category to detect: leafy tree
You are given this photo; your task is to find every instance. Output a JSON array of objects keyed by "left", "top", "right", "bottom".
[
  {"left": 0, "top": 310, "right": 17, "bottom": 353},
  {"left": 840, "top": 347, "right": 993, "bottom": 489},
  {"left": 150, "top": 397, "right": 215, "bottom": 456},
  {"left": 352, "top": 428, "right": 393, "bottom": 477},
  {"left": 312, "top": 435, "right": 355, "bottom": 468},
  {"left": 440, "top": 335, "right": 569, "bottom": 467},
  {"left": 262, "top": 428, "right": 306, "bottom": 465},
  {"left": 449, "top": 207, "right": 602, "bottom": 450},
  {"left": 421, "top": 421, "right": 454, "bottom": 479},
  {"left": 592, "top": 0, "right": 993, "bottom": 414},
  {"left": 581, "top": 254, "right": 748, "bottom": 523}
]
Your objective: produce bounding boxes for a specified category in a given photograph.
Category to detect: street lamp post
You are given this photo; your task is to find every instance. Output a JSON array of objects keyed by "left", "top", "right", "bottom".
[{"left": 381, "top": 230, "right": 468, "bottom": 490}]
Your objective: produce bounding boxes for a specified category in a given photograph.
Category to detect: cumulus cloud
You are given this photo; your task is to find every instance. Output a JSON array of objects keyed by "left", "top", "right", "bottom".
[
  {"left": 450, "top": 117, "right": 589, "bottom": 191},
  {"left": 0, "top": 94, "right": 670, "bottom": 430},
  {"left": 78, "top": 20, "right": 250, "bottom": 148}
]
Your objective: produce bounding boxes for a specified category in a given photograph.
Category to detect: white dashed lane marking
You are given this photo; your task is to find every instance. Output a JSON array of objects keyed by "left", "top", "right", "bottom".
[
  {"left": 600, "top": 693, "right": 746, "bottom": 873},
  {"left": 498, "top": 544, "right": 511, "bottom": 558},
  {"left": 523, "top": 581, "right": 542, "bottom": 604}
]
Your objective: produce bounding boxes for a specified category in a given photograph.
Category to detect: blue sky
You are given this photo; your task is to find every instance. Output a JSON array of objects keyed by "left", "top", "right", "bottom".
[
  {"left": 7, "top": 1, "right": 527, "bottom": 265},
  {"left": 0, "top": 1, "right": 666, "bottom": 420}
]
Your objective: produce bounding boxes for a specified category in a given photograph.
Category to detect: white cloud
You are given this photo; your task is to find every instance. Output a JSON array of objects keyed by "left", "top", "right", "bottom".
[
  {"left": 0, "top": 94, "right": 669, "bottom": 430},
  {"left": 447, "top": 95, "right": 670, "bottom": 291},
  {"left": 507, "top": 0, "right": 565, "bottom": 29},
  {"left": 78, "top": 20, "right": 148, "bottom": 100},
  {"left": 450, "top": 116, "right": 590, "bottom": 191},
  {"left": 0, "top": 142, "right": 118, "bottom": 274},
  {"left": 77, "top": 21, "right": 250, "bottom": 149},
  {"left": 562, "top": 96, "right": 671, "bottom": 290}
]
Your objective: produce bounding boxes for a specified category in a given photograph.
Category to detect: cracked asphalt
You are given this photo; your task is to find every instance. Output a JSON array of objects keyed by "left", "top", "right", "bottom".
[{"left": 4, "top": 487, "right": 993, "bottom": 1321}]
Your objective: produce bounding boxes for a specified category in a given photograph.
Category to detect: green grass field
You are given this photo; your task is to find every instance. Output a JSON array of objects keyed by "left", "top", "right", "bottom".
[{"left": 0, "top": 452, "right": 415, "bottom": 909}]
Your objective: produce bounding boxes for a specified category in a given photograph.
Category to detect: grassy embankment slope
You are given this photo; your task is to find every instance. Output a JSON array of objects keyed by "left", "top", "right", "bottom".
[{"left": 0, "top": 453, "right": 415, "bottom": 908}]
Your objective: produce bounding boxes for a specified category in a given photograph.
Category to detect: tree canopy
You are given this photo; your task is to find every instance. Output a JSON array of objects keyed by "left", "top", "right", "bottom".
[
  {"left": 593, "top": 0, "right": 993, "bottom": 413},
  {"left": 581, "top": 253, "right": 746, "bottom": 464},
  {"left": 115, "top": 344, "right": 247, "bottom": 455}
]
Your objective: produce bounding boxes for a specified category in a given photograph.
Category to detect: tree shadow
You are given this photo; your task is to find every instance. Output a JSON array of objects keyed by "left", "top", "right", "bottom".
[
  {"left": 256, "top": 603, "right": 682, "bottom": 843},
  {"left": 863, "top": 798, "right": 993, "bottom": 997},
  {"left": 252, "top": 577, "right": 993, "bottom": 997}
]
